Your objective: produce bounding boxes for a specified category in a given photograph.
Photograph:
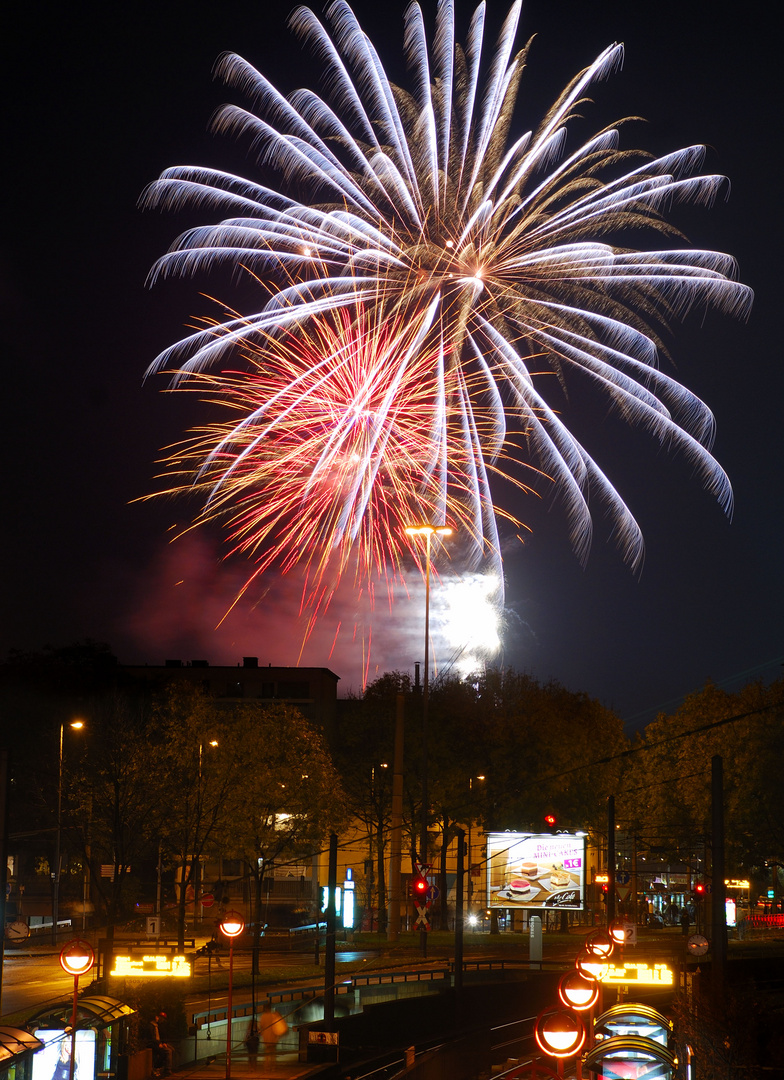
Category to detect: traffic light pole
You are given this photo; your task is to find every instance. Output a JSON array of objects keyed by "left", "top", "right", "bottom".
[
  {"left": 386, "top": 695, "right": 405, "bottom": 942},
  {"left": 454, "top": 829, "right": 465, "bottom": 1002},
  {"left": 711, "top": 756, "right": 727, "bottom": 1002},
  {"left": 607, "top": 796, "right": 616, "bottom": 926},
  {"left": 324, "top": 834, "right": 337, "bottom": 1027}
]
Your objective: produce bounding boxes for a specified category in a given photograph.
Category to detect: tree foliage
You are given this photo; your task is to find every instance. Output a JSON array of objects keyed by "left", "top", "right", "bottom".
[{"left": 617, "top": 680, "right": 784, "bottom": 877}]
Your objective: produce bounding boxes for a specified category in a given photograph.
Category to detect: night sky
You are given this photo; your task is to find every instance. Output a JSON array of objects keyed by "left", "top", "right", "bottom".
[{"left": 4, "top": 0, "right": 781, "bottom": 730}]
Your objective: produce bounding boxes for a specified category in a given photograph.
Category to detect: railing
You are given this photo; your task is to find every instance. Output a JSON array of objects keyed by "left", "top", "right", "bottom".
[{"left": 190, "top": 957, "right": 563, "bottom": 1032}]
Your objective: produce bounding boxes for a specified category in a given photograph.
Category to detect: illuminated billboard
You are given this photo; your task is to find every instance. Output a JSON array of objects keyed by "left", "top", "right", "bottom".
[
  {"left": 33, "top": 1030, "right": 96, "bottom": 1080},
  {"left": 486, "top": 832, "right": 586, "bottom": 910}
]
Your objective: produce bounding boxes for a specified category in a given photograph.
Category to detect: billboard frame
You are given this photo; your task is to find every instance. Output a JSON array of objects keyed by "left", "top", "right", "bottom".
[{"left": 486, "top": 832, "right": 586, "bottom": 911}]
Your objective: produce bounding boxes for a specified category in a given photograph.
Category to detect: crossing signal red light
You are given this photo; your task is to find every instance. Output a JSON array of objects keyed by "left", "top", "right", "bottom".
[
  {"left": 413, "top": 875, "right": 428, "bottom": 896},
  {"left": 694, "top": 882, "right": 705, "bottom": 895}
]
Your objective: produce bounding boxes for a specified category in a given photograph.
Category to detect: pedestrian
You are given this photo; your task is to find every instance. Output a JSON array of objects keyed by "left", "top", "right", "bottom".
[
  {"left": 147, "top": 1013, "right": 173, "bottom": 1076},
  {"left": 259, "top": 1003, "right": 288, "bottom": 1058},
  {"left": 680, "top": 909, "right": 690, "bottom": 935}
]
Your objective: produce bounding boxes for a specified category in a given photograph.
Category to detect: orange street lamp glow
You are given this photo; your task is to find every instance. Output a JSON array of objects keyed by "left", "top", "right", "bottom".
[
  {"left": 585, "top": 929, "right": 614, "bottom": 957},
  {"left": 219, "top": 911, "right": 245, "bottom": 937},
  {"left": 535, "top": 1008, "right": 586, "bottom": 1059},
  {"left": 559, "top": 970, "right": 600, "bottom": 1011},
  {"left": 60, "top": 939, "right": 94, "bottom": 977},
  {"left": 576, "top": 948, "right": 610, "bottom": 982},
  {"left": 610, "top": 920, "right": 628, "bottom": 946}
]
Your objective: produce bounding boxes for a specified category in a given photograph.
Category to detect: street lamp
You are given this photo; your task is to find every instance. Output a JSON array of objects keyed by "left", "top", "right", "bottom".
[
  {"left": 60, "top": 939, "right": 95, "bottom": 1080},
  {"left": 575, "top": 947, "right": 610, "bottom": 982},
  {"left": 404, "top": 523, "right": 452, "bottom": 951},
  {"left": 219, "top": 910, "right": 245, "bottom": 1080},
  {"left": 194, "top": 740, "right": 219, "bottom": 922},
  {"left": 559, "top": 970, "right": 600, "bottom": 1012},
  {"left": 535, "top": 1007, "right": 586, "bottom": 1075},
  {"left": 467, "top": 775, "right": 485, "bottom": 908},
  {"left": 53, "top": 721, "right": 85, "bottom": 944},
  {"left": 584, "top": 928, "right": 614, "bottom": 957}
]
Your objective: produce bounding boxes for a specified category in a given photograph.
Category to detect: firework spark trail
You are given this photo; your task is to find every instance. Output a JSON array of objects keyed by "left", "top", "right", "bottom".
[
  {"left": 142, "top": 0, "right": 752, "bottom": 623},
  {"left": 152, "top": 299, "right": 536, "bottom": 619}
]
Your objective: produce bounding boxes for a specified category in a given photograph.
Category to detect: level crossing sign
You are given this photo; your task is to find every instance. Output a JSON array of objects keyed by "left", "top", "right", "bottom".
[{"left": 414, "top": 904, "right": 431, "bottom": 930}]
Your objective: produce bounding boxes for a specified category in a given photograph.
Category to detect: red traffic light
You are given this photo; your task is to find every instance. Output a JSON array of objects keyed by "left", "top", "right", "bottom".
[
  {"left": 694, "top": 882, "right": 705, "bottom": 894},
  {"left": 544, "top": 813, "right": 557, "bottom": 828},
  {"left": 413, "top": 875, "right": 428, "bottom": 895}
]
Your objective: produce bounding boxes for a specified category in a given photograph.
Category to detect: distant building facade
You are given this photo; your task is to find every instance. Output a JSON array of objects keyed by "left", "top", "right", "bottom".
[{"left": 121, "top": 656, "right": 340, "bottom": 737}]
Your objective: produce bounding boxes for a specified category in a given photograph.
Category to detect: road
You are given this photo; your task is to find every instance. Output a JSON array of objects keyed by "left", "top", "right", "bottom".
[
  {"left": 0, "top": 944, "right": 372, "bottom": 1021},
  {"left": 1, "top": 951, "right": 81, "bottom": 1018}
]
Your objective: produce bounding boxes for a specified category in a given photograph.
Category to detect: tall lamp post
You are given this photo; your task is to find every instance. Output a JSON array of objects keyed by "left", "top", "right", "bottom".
[
  {"left": 467, "top": 775, "right": 485, "bottom": 910},
  {"left": 219, "top": 910, "right": 245, "bottom": 1080},
  {"left": 53, "top": 721, "right": 85, "bottom": 945},
  {"left": 404, "top": 524, "right": 452, "bottom": 954},
  {"left": 59, "top": 939, "right": 95, "bottom": 1080},
  {"left": 194, "top": 741, "right": 218, "bottom": 924}
]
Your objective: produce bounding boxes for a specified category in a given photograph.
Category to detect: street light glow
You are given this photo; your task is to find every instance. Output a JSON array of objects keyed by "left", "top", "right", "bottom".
[
  {"left": 535, "top": 1009, "right": 586, "bottom": 1058},
  {"left": 59, "top": 939, "right": 95, "bottom": 977},
  {"left": 219, "top": 911, "right": 245, "bottom": 938},
  {"left": 559, "top": 970, "right": 600, "bottom": 1011},
  {"left": 404, "top": 525, "right": 453, "bottom": 537}
]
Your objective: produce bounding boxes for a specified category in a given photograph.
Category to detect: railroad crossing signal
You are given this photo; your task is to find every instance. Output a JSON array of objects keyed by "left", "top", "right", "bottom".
[{"left": 414, "top": 905, "right": 431, "bottom": 931}]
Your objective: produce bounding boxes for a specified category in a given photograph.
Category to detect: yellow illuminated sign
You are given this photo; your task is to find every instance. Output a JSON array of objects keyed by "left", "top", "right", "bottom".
[
  {"left": 726, "top": 879, "right": 750, "bottom": 889},
  {"left": 110, "top": 955, "right": 192, "bottom": 978},
  {"left": 601, "top": 962, "right": 674, "bottom": 986}
]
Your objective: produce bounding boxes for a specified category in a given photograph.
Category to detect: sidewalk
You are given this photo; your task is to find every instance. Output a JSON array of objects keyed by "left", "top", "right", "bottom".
[{"left": 171, "top": 1050, "right": 329, "bottom": 1080}]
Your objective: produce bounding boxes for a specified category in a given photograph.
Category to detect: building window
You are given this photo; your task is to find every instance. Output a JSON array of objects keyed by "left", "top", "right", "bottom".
[{"left": 278, "top": 681, "right": 309, "bottom": 699}]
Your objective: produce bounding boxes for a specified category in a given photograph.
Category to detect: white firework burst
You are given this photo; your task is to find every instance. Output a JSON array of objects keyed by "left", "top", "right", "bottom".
[{"left": 142, "top": 0, "right": 752, "bottom": 592}]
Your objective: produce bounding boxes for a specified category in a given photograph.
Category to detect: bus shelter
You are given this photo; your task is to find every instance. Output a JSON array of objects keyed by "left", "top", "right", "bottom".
[
  {"left": 0, "top": 1027, "right": 45, "bottom": 1080},
  {"left": 584, "top": 1003, "right": 676, "bottom": 1080},
  {"left": 27, "top": 997, "right": 136, "bottom": 1080}
]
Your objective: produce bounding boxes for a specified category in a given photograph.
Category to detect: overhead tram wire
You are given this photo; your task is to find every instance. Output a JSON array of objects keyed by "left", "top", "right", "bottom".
[
  {"left": 533, "top": 694, "right": 784, "bottom": 790},
  {"left": 621, "top": 656, "right": 784, "bottom": 731}
]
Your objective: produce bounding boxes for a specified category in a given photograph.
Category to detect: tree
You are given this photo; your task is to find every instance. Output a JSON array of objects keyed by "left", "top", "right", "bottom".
[
  {"left": 332, "top": 674, "right": 408, "bottom": 931},
  {"left": 219, "top": 703, "right": 348, "bottom": 972},
  {"left": 351, "top": 669, "right": 627, "bottom": 930},
  {"left": 69, "top": 692, "right": 161, "bottom": 946},
  {"left": 147, "top": 684, "right": 243, "bottom": 950},
  {"left": 619, "top": 680, "right": 784, "bottom": 885}
]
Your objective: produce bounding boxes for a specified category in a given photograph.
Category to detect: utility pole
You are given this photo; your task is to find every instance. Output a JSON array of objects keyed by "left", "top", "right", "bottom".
[
  {"left": 607, "top": 796, "right": 616, "bottom": 926},
  {"left": 454, "top": 829, "right": 465, "bottom": 1003},
  {"left": 324, "top": 833, "right": 338, "bottom": 1027},
  {"left": 711, "top": 755, "right": 727, "bottom": 1001},
  {"left": 387, "top": 695, "right": 404, "bottom": 942},
  {"left": 0, "top": 750, "right": 9, "bottom": 1015}
]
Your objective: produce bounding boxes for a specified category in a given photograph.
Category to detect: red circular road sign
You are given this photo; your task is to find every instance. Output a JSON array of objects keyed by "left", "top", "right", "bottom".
[{"left": 200, "top": 893, "right": 215, "bottom": 908}]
